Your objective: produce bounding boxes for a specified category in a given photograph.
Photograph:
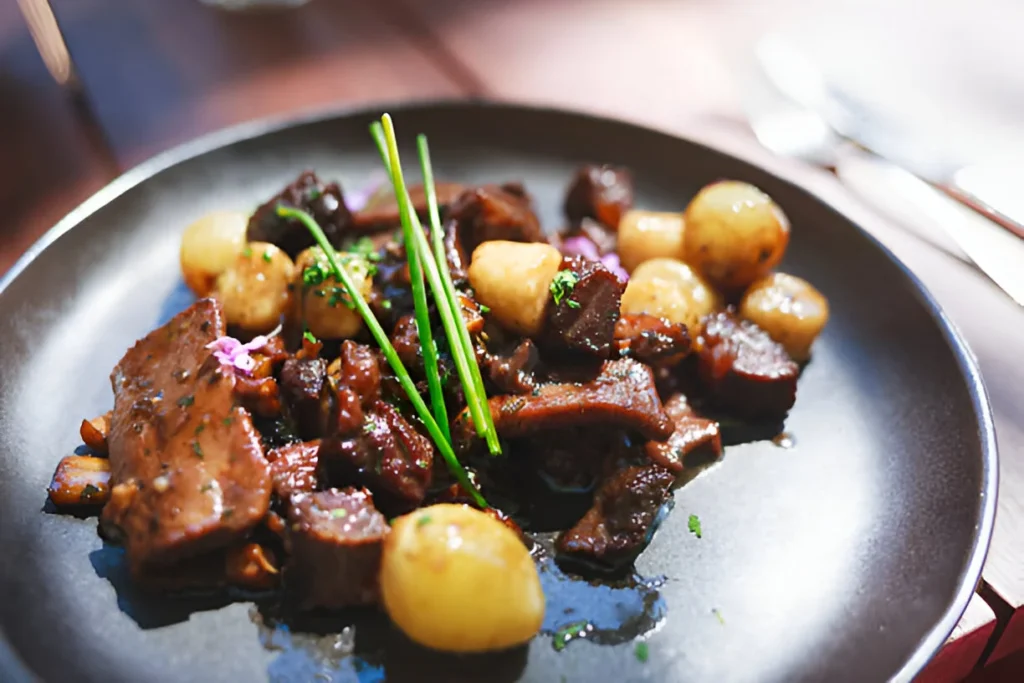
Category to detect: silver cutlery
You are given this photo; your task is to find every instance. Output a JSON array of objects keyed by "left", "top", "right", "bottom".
[{"left": 745, "top": 35, "right": 1024, "bottom": 307}]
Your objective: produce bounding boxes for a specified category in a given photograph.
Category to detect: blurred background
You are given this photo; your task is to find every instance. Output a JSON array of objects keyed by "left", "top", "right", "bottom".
[
  {"left": 3, "top": 0, "right": 1024, "bottom": 680},
  {"left": 5, "top": 0, "right": 1023, "bottom": 273}
]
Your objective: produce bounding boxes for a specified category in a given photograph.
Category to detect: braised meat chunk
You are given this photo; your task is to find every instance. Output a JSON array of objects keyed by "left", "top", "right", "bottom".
[
  {"left": 448, "top": 184, "right": 544, "bottom": 255},
  {"left": 486, "top": 339, "right": 539, "bottom": 395},
  {"left": 698, "top": 311, "right": 799, "bottom": 419},
  {"left": 545, "top": 255, "right": 625, "bottom": 358},
  {"left": 318, "top": 342, "right": 433, "bottom": 507},
  {"left": 266, "top": 440, "right": 321, "bottom": 500},
  {"left": 279, "top": 358, "right": 330, "bottom": 439},
  {"left": 645, "top": 394, "right": 721, "bottom": 473},
  {"left": 564, "top": 164, "right": 634, "bottom": 230},
  {"left": 285, "top": 487, "right": 388, "bottom": 610},
  {"left": 101, "top": 299, "right": 272, "bottom": 577},
  {"left": 47, "top": 455, "right": 111, "bottom": 508},
  {"left": 248, "top": 171, "right": 353, "bottom": 258},
  {"left": 557, "top": 462, "right": 674, "bottom": 570},
  {"left": 614, "top": 314, "right": 691, "bottom": 367},
  {"left": 353, "top": 182, "right": 467, "bottom": 233},
  {"left": 456, "top": 358, "right": 673, "bottom": 447}
]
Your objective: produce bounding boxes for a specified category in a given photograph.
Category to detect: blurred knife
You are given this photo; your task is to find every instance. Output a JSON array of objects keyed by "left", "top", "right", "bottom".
[
  {"left": 745, "top": 40, "right": 1024, "bottom": 306},
  {"left": 755, "top": 33, "right": 1024, "bottom": 240}
]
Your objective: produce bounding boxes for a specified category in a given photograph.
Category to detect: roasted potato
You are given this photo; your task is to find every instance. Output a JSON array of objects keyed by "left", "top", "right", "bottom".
[
  {"left": 213, "top": 241, "right": 295, "bottom": 334},
  {"left": 294, "top": 246, "right": 373, "bottom": 340},
  {"left": 617, "top": 210, "right": 686, "bottom": 272},
  {"left": 620, "top": 258, "right": 721, "bottom": 337},
  {"left": 468, "top": 241, "right": 563, "bottom": 336},
  {"left": 682, "top": 181, "right": 790, "bottom": 291},
  {"left": 739, "top": 272, "right": 828, "bottom": 361},
  {"left": 180, "top": 211, "right": 249, "bottom": 296},
  {"left": 381, "top": 504, "right": 544, "bottom": 653}
]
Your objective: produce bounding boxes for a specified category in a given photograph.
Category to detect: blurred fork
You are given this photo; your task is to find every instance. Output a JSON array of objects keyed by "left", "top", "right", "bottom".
[{"left": 743, "top": 43, "right": 1024, "bottom": 306}]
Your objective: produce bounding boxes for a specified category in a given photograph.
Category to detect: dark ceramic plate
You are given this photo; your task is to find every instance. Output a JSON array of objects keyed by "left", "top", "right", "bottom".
[{"left": 0, "top": 102, "right": 997, "bottom": 683}]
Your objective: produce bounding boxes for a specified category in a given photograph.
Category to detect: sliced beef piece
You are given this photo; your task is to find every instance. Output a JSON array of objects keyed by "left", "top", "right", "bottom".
[
  {"left": 247, "top": 171, "right": 353, "bottom": 258},
  {"left": 447, "top": 184, "right": 544, "bottom": 256},
  {"left": 545, "top": 255, "right": 624, "bottom": 358},
  {"left": 563, "top": 165, "right": 634, "bottom": 230},
  {"left": 102, "top": 299, "right": 272, "bottom": 578},
  {"left": 279, "top": 358, "right": 330, "bottom": 439},
  {"left": 353, "top": 182, "right": 467, "bottom": 232},
  {"left": 486, "top": 339, "right": 539, "bottom": 395},
  {"left": 285, "top": 487, "right": 388, "bottom": 610},
  {"left": 526, "top": 427, "right": 629, "bottom": 492},
  {"left": 697, "top": 312, "right": 799, "bottom": 419},
  {"left": 455, "top": 358, "right": 673, "bottom": 449},
  {"left": 557, "top": 462, "right": 674, "bottom": 570},
  {"left": 645, "top": 394, "right": 721, "bottom": 473},
  {"left": 614, "top": 314, "right": 692, "bottom": 367},
  {"left": 266, "top": 440, "right": 321, "bottom": 500}
]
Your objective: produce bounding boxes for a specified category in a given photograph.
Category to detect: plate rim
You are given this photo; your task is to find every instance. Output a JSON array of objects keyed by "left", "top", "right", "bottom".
[{"left": 0, "top": 98, "right": 999, "bottom": 683}]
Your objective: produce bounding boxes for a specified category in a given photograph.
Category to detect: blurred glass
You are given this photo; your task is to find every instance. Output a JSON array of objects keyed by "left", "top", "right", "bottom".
[{"left": 198, "top": 0, "right": 311, "bottom": 9}]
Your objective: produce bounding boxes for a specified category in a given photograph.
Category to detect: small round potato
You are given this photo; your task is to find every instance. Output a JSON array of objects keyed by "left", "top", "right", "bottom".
[
  {"left": 617, "top": 210, "right": 686, "bottom": 273},
  {"left": 294, "top": 246, "right": 373, "bottom": 340},
  {"left": 468, "top": 241, "right": 563, "bottom": 336},
  {"left": 213, "top": 241, "right": 295, "bottom": 334},
  {"left": 620, "top": 258, "right": 721, "bottom": 337},
  {"left": 180, "top": 210, "right": 249, "bottom": 296},
  {"left": 381, "top": 504, "right": 544, "bottom": 653},
  {"left": 682, "top": 181, "right": 790, "bottom": 291},
  {"left": 739, "top": 272, "right": 829, "bottom": 361}
]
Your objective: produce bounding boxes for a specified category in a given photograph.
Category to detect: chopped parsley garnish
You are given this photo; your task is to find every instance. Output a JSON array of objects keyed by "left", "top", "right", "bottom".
[
  {"left": 222, "top": 416, "right": 234, "bottom": 427},
  {"left": 712, "top": 608, "right": 725, "bottom": 625},
  {"left": 243, "top": 246, "right": 252, "bottom": 258},
  {"left": 302, "top": 262, "right": 329, "bottom": 287},
  {"left": 634, "top": 641, "right": 649, "bottom": 663},
  {"left": 550, "top": 269, "right": 579, "bottom": 306},
  {"left": 194, "top": 423, "right": 205, "bottom": 436},
  {"left": 221, "top": 508, "right": 234, "bottom": 520},
  {"left": 416, "top": 514, "right": 432, "bottom": 528},
  {"left": 262, "top": 249, "right": 273, "bottom": 263},
  {"left": 330, "top": 508, "right": 348, "bottom": 519},
  {"left": 327, "top": 286, "right": 354, "bottom": 309},
  {"left": 303, "top": 330, "right": 318, "bottom": 344},
  {"left": 567, "top": 300, "right": 581, "bottom": 309},
  {"left": 306, "top": 187, "right": 323, "bottom": 201},
  {"left": 363, "top": 420, "right": 376, "bottom": 434},
  {"left": 80, "top": 484, "right": 101, "bottom": 501},
  {"left": 380, "top": 300, "right": 392, "bottom": 310},
  {"left": 687, "top": 514, "right": 702, "bottom": 538},
  {"left": 200, "top": 482, "right": 214, "bottom": 493},
  {"left": 192, "top": 441, "right": 204, "bottom": 459},
  {"left": 552, "top": 620, "right": 591, "bottom": 652},
  {"left": 177, "top": 394, "right": 195, "bottom": 408},
  {"left": 349, "top": 236, "right": 382, "bottom": 262},
  {"left": 478, "top": 303, "right": 490, "bottom": 314}
]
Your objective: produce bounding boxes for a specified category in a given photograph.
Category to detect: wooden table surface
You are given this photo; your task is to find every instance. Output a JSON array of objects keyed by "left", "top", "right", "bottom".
[{"left": 3, "top": 1, "right": 1023, "bottom": 679}]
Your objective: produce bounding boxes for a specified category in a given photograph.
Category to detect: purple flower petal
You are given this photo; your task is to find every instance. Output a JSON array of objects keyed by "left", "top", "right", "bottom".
[
  {"left": 600, "top": 253, "right": 630, "bottom": 282},
  {"left": 561, "top": 235, "right": 601, "bottom": 261},
  {"left": 560, "top": 235, "right": 629, "bottom": 282}
]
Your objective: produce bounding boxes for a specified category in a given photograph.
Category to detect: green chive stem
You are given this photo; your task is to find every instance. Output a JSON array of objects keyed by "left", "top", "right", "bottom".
[
  {"left": 374, "top": 138, "right": 449, "bottom": 441},
  {"left": 275, "top": 205, "right": 486, "bottom": 507},
  {"left": 416, "top": 134, "right": 501, "bottom": 455},
  {"left": 370, "top": 117, "right": 493, "bottom": 453}
]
